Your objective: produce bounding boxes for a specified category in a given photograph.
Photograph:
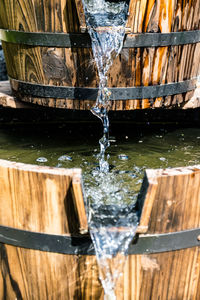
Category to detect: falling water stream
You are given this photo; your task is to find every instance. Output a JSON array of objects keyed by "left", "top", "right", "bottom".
[
  {"left": 83, "top": 0, "right": 130, "bottom": 173},
  {"left": 82, "top": 1, "right": 138, "bottom": 298}
]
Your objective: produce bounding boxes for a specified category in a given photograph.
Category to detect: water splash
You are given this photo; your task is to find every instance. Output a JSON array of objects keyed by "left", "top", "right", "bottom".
[
  {"left": 85, "top": 170, "right": 138, "bottom": 298},
  {"left": 84, "top": 169, "right": 138, "bottom": 298},
  {"left": 82, "top": 1, "right": 138, "bottom": 298}
]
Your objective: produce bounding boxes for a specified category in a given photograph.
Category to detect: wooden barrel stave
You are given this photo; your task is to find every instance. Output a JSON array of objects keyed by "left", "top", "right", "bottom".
[
  {"left": 1, "top": 244, "right": 200, "bottom": 299},
  {"left": 0, "top": 245, "right": 104, "bottom": 299},
  {"left": 0, "top": 0, "right": 199, "bottom": 110}
]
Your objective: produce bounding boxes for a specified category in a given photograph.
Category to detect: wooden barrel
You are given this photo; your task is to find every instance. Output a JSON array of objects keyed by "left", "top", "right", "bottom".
[
  {"left": 0, "top": 0, "right": 200, "bottom": 110},
  {"left": 0, "top": 159, "right": 200, "bottom": 299}
]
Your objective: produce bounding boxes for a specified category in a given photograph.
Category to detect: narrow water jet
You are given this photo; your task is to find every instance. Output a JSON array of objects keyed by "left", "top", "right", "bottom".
[{"left": 82, "top": 0, "right": 138, "bottom": 298}]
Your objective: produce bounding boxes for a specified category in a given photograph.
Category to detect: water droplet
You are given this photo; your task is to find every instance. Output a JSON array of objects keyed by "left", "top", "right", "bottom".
[
  {"left": 56, "top": 163, "right": 62, "bottom": 168},
  {"left": 129, "top": 173, "right": 137, "bottom": 178},
  {"left": 109, "top": 136, "right": 116, "bottom": 143},
  {"left": 58, "top": 155, "right": 72, "bottom": 162},
  {"left": 159, "top": 157, "right": 166, "bottom": 161},
  {"left": 138, "top": 140, "right": 143, "bottom": 143},
  {"left": 36, "top": 157, "right": 48, "bottom": 163},
  {"left": 118, "top": 154, "right": 129, "bottom": 161}
]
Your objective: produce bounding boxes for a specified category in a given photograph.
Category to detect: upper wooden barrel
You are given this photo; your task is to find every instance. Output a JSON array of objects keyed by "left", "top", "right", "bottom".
[{"left": 0, "top": 0, "right": 199, "bottom": 110}]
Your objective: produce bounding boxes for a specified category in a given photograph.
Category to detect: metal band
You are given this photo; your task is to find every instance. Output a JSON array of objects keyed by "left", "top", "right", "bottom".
[
  {"left": 0, "top": 225, "right": 200, "bottom": 255},
  {"left": 1, "top": 29, "right": 200, "bottom": 48},
  {"left": 10, "top": 77, "right": 197, "bottom": 100}
]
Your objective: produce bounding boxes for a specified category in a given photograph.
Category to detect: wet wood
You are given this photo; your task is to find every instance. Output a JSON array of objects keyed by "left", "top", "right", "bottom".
[
  {"left": 0, "top": 0, "right": 199, "bottom": 110},
  {"left": 1, "top": 162, "right": 200, "bottom": 299}
]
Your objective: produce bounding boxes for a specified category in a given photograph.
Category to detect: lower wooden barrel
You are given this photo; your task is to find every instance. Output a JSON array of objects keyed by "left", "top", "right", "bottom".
[
  {"left": 0, "top": 0, "right": 199, "bottom": 110},
  {"left": 0, "top": 159, "right": 200, "bottom": 299}
]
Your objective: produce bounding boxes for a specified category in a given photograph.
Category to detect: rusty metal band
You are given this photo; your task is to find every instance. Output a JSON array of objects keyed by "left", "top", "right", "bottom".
[
  {"left": 0, "top": 225, "right": 200, "bottom": 255},
  {"left": 10, "top": 77, "right": 197, "bottom": 100},
  {"left": 0, "top": 29, "right": 200, "bottom": 48}
]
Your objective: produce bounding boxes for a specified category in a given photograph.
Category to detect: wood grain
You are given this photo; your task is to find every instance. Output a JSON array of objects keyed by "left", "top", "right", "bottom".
[
  {"left": 0, "top": 159, "right": 87, "bottom": 234},
  {"left": 143, "top": 166, "right": 200, "bottom": 234},
  {"left": 0, "top": 0, "right": 199, "bottom": 110}
]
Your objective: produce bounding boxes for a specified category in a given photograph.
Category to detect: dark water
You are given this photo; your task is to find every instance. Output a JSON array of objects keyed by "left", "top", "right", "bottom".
[{"left": 1, "top": 125, "right": 200, "bottom": 199}]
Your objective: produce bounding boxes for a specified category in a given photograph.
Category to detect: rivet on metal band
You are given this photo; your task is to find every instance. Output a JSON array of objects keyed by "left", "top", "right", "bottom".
[
  {"left": 10, "top": 77, "right": 197, "bottom": 100},
  {"left": 0, "top": 225, "right": 200, "bottom": 255},
  {"left": 0, "top": 29, "right": 200, "bottom": 48}
]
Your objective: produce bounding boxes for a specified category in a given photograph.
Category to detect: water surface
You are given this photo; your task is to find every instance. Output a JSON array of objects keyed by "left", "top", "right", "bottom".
[{"left": 1, "top": 125, "right": 200, "bottom": 205}]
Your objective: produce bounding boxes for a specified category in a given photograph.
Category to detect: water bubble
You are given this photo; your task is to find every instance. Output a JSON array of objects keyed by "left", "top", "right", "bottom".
[
  {"left": 155, "top": 135, "right": 163, "bottom": 139},
  {"left": 109, "top": 136, "right": 116, "bottom": 143},
  {"left": 58, "top": 155, "right": 72, "bottom": 162},
  {"left": 118, "top": 154, "right": 129, "bottom": 161},
  {"left": 56, "top": 163, "right": 62, "bottom": 168},
  {"left": 159, "top": 157, "right": 166, "bottom": 161},
  {"left": 138, "top": 140, "right": 143, "bottom": 143},
  {"left": 136, "top": 179, "right": 143, "bottom": 184},
  {"left": 36, "top": 157, "right": 48, "bottom": 163},
  {"left": 118, "top": 170, "right": 126, "bottom": 174},
  {"left": 129, "top": 173, "right": 137, "bottom": 178},
  {"left": 133, "top": 166, "right": 140, "bottom": 173}
]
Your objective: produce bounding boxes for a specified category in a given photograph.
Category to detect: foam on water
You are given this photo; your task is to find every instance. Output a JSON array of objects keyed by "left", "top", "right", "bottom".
[{"left": 82, "top": 1, "right": 139, "bottom": 298}]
